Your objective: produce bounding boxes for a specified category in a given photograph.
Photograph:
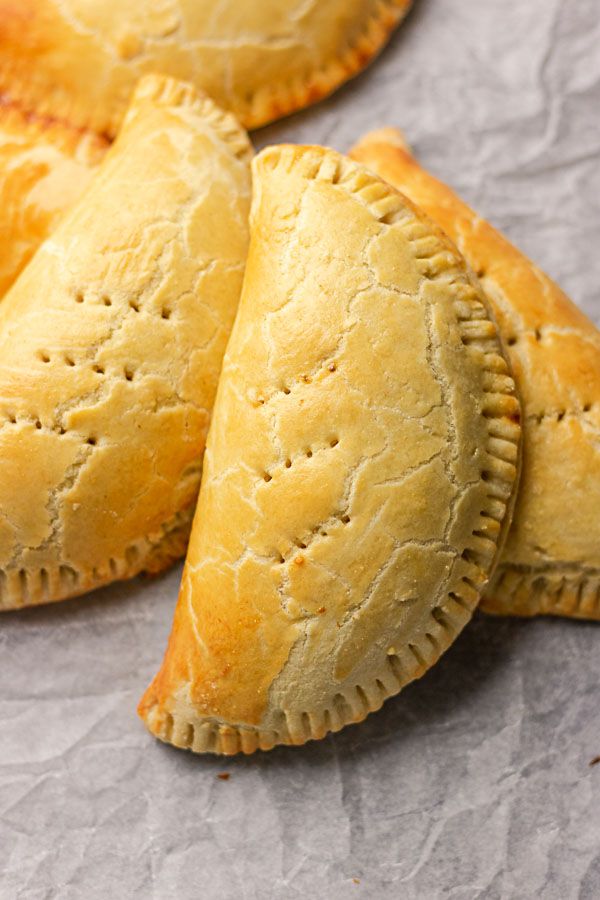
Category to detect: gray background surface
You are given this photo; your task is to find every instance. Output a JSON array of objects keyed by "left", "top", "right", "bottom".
[{"left": 1, "top": 1, "right": 599, "bottom": 897}]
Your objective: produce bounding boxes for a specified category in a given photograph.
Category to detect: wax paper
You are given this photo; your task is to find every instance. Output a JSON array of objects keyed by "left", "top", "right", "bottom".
[{"left": 1, "top": 0, "right": 599, "bottom": 896}]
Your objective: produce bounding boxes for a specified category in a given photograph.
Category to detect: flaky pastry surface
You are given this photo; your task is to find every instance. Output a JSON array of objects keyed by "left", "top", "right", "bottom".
[
  {"left": 351, "top": 129, "right": 600, "bottom": 620},
  {"left": 0, "top": 101, "right": 107, "bottom": 298},
  {"left": 0, "top": 0, "right": 411, "bottom": 135},
  {"left": 139, "top": 145, "right": 521, "bottom": 755},
  {"left": 0, "top": 74, "right": 252, "bottom": 610}
]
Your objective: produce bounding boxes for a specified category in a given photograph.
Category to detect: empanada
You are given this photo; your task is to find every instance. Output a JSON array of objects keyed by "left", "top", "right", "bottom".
[
  {"left": 0, "top": 74, "right": 252, "bottom": 610},
  {"left": 139, "top": 145, "right": 521, "bottom": 754},
  {"left": 0, "top": 0, "right": 412, "bottom": 137},
  {"left": 351, "top": 129, "right": 600, "bottom": 620},
  {"left": 0, "top": 102, "right": 107, "bottom": 297}
]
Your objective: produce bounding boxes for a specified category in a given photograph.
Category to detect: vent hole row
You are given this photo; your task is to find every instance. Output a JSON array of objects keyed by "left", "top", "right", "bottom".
[
  {"left": 1, "top": 414, "right": 99, "bottom": 443},
  {"left": 263, "top": 438, "right": 340, "bottom": 481},
  {"left": 274, "top": 513, "right": 351, "bottom": 565},
  {"left": 36, "top": 352, "right": 137, "bottom": 382},
  {"left": 73, "top": 292, "right": 170, "bottom": 320},
  {"left": 278, "top": 361, "right": 338, "bottom": 398}
]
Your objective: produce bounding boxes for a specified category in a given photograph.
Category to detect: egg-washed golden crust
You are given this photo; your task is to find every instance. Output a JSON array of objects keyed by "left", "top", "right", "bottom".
[
  {"left": 139, "top": 145, "right": 521, "bottom": 755},
  {"left": 0, "top": 0, "right": 411, "bottom": 137},
  {"left": 0, "top": 74, "right": 252, "bottom": 611},
  {"left": 351, "top": 129, "right": 600, "bottom": 620},
  {"left": 0, "top": 100, "right": 108, "bottom": 298}
]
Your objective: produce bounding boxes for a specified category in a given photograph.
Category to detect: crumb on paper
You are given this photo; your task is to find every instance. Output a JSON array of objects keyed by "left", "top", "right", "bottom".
[
  {"left": 217, "top": 772, "right": 231, "bottom": 781},
  {"left": 590, "top": 756, "right": 600, "bottom": 767},
  {"left": 352, "top": 877, "right": 360, "bottom": 885}
]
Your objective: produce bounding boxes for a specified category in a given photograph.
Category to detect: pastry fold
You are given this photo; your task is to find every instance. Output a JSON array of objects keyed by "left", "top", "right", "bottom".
[
  {"left": 139, "top": 145, "right": 521, "bottom": 754},
  {"left": 351, "top": 129, "right": 600, "bottom": 620},
  {"left": 0, "top": 0, "right": 411, "bottom": 135},
  {"left": 0, "top": 74, "right": 252, "bottom": 610},
  {"left": 0, "top": 102, "right": 107, "bottom": 297}
]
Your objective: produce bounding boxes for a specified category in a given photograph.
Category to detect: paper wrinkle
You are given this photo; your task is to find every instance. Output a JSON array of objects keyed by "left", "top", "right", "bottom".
[{"left": 1, "top": 0, "right": 600, "bottom": 896}]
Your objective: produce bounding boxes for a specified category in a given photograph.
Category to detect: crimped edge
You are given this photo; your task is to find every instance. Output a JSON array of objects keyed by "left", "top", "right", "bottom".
[
  {"left": 483, "top": 567, "right": 600, "bottom": 621},
  {"left": 0, "top": 506, "right": 193, "bottom": 612},
  {"left": 0, "top": 2, "right": 411, "bottom": 136},
  {"left": 240, "top": 0, "right": 412, "bottom": 129},
  {"left": 140, "top": 144, "right": 522, "bottom": 755},
  {"left": 127, "top": 74, "right": 253, "bottom": 163}
]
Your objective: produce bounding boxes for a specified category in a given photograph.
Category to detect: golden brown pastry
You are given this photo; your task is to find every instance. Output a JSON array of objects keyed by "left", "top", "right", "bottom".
[
  {"left": 0, "top": 0, "right": 412, "bottom": 137},
  {"left": 0, "top": 101, "right": 107, "bottom": 297},
  {"left": 351, "top": 128, "right": 600, "bottom": 620},
  {"left": 139, "top": 145, "right": 521, "bottom": 755},
  {"left": 0, "top": 74, "right": 252, "bottom": 610}
]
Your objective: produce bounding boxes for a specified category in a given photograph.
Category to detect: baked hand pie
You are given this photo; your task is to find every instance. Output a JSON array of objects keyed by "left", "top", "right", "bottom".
[
  {"left": 351, "top": 128, "right": 600, "bottom": 620},
  {"left": 0, "top": 0, "right": 412, "bottom": 137},
  {"left": 0, "top": 101, "right": 107, "bottom": 297},
  {"left": 0, "top": 74, "right": 252, "bottom": 610},
  {"left": 139, "top": 145, "right": 521, "bottom": 755}
]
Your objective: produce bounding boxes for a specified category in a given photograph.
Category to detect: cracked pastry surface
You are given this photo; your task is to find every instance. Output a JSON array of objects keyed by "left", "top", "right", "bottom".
[
  {"left": 0, "top": 0, "right": 412, "bottom": 136},
  {"left": 0, "top": 74, "right": 252, "bottom": 610},
  {"left": 0, "top": 101, "right": 107, "bottom": 298},
  {"left": 139, "top": 145, "right": 521, "bottom": 755},
  {"left": 351, "top": 128, "right": 600, "bottom": 620}
]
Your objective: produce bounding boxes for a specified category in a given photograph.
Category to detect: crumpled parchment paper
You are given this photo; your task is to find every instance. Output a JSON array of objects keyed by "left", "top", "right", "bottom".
[{"left": 1, "top": 1, "right": 599, "bottom": 897}]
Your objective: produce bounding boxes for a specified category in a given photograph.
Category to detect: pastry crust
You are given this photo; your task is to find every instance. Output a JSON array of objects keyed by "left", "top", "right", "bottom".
[
  {"left": 0, "top": 100, "right": 107, "bottom": 298},
  {"left": 139, "top": 145, "right": 521, "bottom": 755},
  {"left": 0, "top": 74, "right": 252, "bottom": 610},
  {"left": 0, "top": 0, "right": 412, "bottom": 136},
  {"left": 351, "top": 128, "right": 600, "bottom": 620}
]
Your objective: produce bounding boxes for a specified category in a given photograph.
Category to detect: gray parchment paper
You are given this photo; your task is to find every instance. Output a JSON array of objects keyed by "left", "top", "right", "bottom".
[{"left": 1, "top": 1, "right": 599, "bottom": 897}]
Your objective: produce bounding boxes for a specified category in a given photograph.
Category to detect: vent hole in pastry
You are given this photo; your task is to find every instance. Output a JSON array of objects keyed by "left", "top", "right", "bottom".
[
  {"left": 329, "top": 438, "right": 339, "bottom": 448},
  {"left": 282, "top": 387, "right": 291, "bottom": 395},
  {"left": 275, "top": 553, "right": 285, "bottom": 565},
  {"left": 341, "top": 515, "right": 350, "bottom": 524},
  {"left": 306, "top": 449, "right": 313, "bottom": 458},
  {"left": 8, "top": 414, "right": 16, "bottom": 424},
  {"left": 583, "top": 403, "right": 592, "bottom": 412},
  {"left": 129, "top": 300, "right": 140, "bottom": 313},
  {"left": 328, "top": 362, "right": 337, "bottom": 373},
  {"left": 57, "top": 426, "right": 66, "bottom": 435},
  {"left": 476, "top": 268, "right": 486, "bottom": 278},
  {"left": 161, "top": 308, "right": 171, "bottom": 320},
  {"left": 102, "top": 296, "right": 112, "bottom": 307},
  {"left": 86, "top": 437, "right": 97, "bottom": 446},
  {"left": 263, "top": 472, "right": 272, "bottom": 483},
  {"left": 557, "top": 410, "right": 566, "bottom": 421},
  {"left": 285, "top": 458, "right": 292, "bottom": 468},
  {"left": 37, "top": 351, "right": 50, "bottom": 363},
  {"left": 35, "top": 420, "right": 42, "bottom": 430},
  {"left": 93, "top": 364, "right": 105, "bottom": 375},
  {"left": 124, "top": 368, "right": 134, "bottom": 381},
  {"left": 507, "top": 336, "right": 517, "bottom": 346},
  {"left": 295, "top": 541, "right": 307, "bottom": 550},
  {"left": 74, "top": 292, "right": 84, "bottom": 304},
  {"left": 534, "top": 328, "right": 542, "bottom": 341},
  {"left": 481, "top": 470, "right": 491, "bottom": 482},
  {"left": 65, "top": 356, "right": 75, "bottom": 367}
]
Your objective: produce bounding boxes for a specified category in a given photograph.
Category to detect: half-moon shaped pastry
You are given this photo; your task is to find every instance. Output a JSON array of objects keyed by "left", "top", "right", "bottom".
[
  {"left": 139, "top": 145, "right": 521, "bottom": 755},
  {"left": 351, "top": 129, "right": 600, "bottom": 620},
  {"left": 0, "top": 74, "right": 252, "bottom": 610},
  {"left": 0, "top": 0, "right": 412, "bottom": 137},
  {"left": 0, "top": 101, "right": 107, "bottom": 297}
]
